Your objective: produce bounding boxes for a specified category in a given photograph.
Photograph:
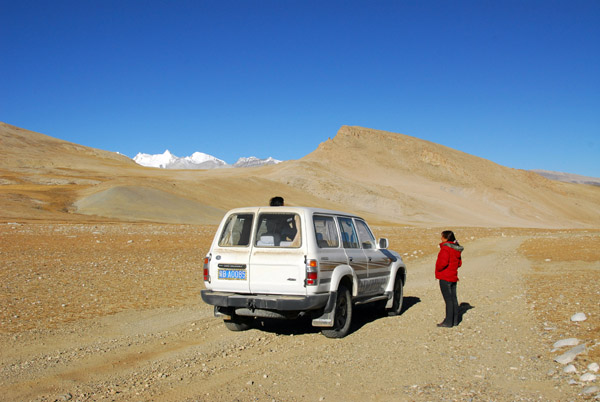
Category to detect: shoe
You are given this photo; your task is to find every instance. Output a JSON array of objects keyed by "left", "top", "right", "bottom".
[{"left": 437, "top": 322, "right": 453, "bottom": 328}]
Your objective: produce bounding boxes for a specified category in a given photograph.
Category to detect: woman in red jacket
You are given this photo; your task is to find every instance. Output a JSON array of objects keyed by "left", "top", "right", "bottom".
[{"left": 435, "top": 230, "right": 464, "bottom": 327}]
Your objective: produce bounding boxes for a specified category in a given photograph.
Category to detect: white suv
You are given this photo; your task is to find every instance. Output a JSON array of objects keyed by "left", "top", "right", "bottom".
[{"left": 201, "top": 207, "right": 406, "bottom": 338}]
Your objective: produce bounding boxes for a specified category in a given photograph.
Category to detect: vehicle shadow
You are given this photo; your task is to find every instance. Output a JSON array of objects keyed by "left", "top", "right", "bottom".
[
  {"left": 253, "top": 296, "right": 421, "bottom": 337},
  {"left": 348, "top": 296, "right": 421, "bottom": 335},
  {"left": 253, "top": 315, "right": 320, "bottom": 336}
]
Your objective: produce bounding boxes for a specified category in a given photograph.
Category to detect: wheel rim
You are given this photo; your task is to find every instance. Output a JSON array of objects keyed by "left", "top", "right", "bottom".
[{"left": 335, "top": 292, "right": 347, "bottom": 328}]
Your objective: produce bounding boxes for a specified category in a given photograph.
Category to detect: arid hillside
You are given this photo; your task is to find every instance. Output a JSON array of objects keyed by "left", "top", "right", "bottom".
[
  {"left": 1, "top": 122, "right": 598, "bottom": 227},
  {"left": 0, "top": 122, "right": 329, "bottom": 223},
  {"left": 267, "top": 126, "right": 600, "bottom": 227}
]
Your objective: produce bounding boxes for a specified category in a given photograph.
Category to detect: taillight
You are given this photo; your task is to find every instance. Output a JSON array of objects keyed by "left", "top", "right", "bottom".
[
  {"left": 306, "top": 259, "right": 318, "bottom": 286},
  {"left": 203, "top": 256, "right": 211, "bottom": 282}
]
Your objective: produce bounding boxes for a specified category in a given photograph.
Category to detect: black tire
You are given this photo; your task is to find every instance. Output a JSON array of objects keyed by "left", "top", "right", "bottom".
[
  {"left": 223, "top": 317, "right": 251, "bottom": 331},
  {"left": 387, "top": 274, "right": 404, "bottom": 316},
  {"left": 322, "top": 285, "right": 352, "bottom": 338}
]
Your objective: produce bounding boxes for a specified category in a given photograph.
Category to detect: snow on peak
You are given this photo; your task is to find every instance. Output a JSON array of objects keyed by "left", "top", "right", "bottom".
[
  {"left": 233, "top": 156, "right": 281, "bottom": 168},
  {"left": 132, "top": 151, "right": 281, "bottom": 170},
  {"left": 133, "top": 150, "right": 177, "bottom": 169},
  {"left": 187, "top": 152, "right": 226, "bottom": 165}
]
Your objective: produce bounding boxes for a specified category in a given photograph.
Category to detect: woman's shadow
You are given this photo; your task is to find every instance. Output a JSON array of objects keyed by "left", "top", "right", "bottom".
[{"left": 457, "top": 302, "right": 474, "bottom": 325}]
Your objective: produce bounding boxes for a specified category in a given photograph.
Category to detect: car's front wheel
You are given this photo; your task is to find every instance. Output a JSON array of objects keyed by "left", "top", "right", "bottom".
[
  {"left": 322, "top": 285, "right": 352, "bottom": 338},
  {"left": 387, "top": 273, "right": 404, "bottom": 316}
]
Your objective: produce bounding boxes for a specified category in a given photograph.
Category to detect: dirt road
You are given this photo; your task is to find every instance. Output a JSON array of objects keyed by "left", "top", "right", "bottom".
[{"left": 1, "top": 229, "right": 598, "bottom": 401}]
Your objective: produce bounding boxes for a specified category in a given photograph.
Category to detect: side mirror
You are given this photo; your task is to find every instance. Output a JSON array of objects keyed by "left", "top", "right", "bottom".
[{"left": 378, "top": 238, "right": 388, "bottom": 249}]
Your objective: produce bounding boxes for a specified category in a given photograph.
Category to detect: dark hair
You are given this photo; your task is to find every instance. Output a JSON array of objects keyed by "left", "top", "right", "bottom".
[
  {"left": 269, "top": 196, "right": 284, "bottom": 206},
  {"left": 441, "top": 230, "right": 457, "bottom": 243}
]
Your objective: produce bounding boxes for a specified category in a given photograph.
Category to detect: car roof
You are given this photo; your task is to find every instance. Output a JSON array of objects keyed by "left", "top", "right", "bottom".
[{"left": 224, "top": 206, "right": 364, "bottom": 220}]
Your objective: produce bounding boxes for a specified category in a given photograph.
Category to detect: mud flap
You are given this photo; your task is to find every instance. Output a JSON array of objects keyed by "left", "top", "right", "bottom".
[
  {"left": 311, "top": 291, "right": 337, "bottom": 327},
  {"left": 384, "top": 290, "right": 393, "bottom": 309}
]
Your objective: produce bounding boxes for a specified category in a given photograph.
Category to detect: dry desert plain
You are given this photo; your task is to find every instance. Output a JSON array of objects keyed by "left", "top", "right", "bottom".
[{"left": 1, "top": 123, "right": 599, "bottom": 401}]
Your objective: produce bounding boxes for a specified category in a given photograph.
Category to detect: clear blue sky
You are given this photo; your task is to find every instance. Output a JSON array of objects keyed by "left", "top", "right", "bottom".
[{"left": 1, "top": 0, "right": 599, "bottom": 177}]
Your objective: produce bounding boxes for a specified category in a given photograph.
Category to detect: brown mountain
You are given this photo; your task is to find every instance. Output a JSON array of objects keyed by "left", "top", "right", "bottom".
[
  {"left": 1, "top": 122, "right": 598, "bottom": 227},
  {"left": 266, "top": 126, "right": 600, "bottom": 227}
]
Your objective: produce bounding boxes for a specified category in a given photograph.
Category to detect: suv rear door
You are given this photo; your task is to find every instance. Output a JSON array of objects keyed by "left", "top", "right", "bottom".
[
  {"left": 313, "top": 214, "right": 348, "bottom": 288},
  {"left": 249, "top": 211, "right": 306, "bottom": 295},
  {"left": 337, "top": 217, "right": 369, "bottom": 294},
  {"left": 209, "top": 212, "right": 253, "bottom": 293}
]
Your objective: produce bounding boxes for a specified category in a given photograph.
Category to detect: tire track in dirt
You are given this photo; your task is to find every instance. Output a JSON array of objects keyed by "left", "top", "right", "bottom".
[{"left": 0, "top": 236, "right": 586, "bottom": 401}]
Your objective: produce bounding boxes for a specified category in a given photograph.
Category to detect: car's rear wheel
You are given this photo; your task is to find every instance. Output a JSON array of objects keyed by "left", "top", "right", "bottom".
[
  {"left": 387, "top": 273, "right": 404, "bottom": 316},
  {"left": 223, "top": 316, "right": 251, "bottom": 331},
  {"left": 322, "top": 285, "right": 352, "bottom": 338}
]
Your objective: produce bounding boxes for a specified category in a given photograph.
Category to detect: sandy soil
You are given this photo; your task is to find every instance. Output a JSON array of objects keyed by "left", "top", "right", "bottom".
[{"left": 1, "top": 223, "right": 598, "bottom": 401}]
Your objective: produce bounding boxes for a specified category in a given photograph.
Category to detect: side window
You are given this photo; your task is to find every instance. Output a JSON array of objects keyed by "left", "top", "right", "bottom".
[
  {"left": 338, "top": 217, "right": 359, "bottom": 249},
  {"left": 218, "top": 213, "right": 253, "bottom": 247},
  {"left": 355, "top": 220, "right": 376, "bottom": 249},
  {"left": 255, "top": 213, "right": 301, "bottom": 247},
  {"left": 313, "top": 215, "right": 340, "bottom": 248}
]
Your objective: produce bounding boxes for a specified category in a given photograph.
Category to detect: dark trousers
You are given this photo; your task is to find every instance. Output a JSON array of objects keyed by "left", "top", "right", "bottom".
[{"left": 439, "top": 279, "right": 459, "bottom": 326}]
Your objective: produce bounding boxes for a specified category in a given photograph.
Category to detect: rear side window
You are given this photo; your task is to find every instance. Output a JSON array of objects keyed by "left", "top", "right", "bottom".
[
  {"left": 338, "top": 217, "right": 359, "bottom": 249},
  {"left": 218, "top": 213, "right": 254, "bottom": 247},
  {"left": 313, "top": 215, "right": 339, "bottom": 248},
  {"left": 255, "top": 213, "right": 301, "bottom": 247},
  {"left": 355, "top": 219, "right": 376, "bottom": 249}
]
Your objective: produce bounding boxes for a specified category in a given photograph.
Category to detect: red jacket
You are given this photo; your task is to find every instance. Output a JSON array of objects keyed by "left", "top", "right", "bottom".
[{"left": 435, "top": 241, "right": 463, "bottom": 282}]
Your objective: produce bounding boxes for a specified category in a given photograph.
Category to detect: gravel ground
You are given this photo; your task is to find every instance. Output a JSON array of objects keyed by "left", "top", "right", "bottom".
[{"left": 0, "top": 223, "right": 598, "bottom": 401}]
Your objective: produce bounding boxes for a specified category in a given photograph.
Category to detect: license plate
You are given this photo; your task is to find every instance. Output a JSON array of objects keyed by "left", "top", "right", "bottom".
[{"left": 218, "top": 269, "right": 247, "bottom": 280}]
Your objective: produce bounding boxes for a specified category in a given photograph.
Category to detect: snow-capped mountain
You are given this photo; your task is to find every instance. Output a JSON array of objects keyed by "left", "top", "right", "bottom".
[
  {"left": 133, "top": 150, "right": 281, "bottom": 169},
  {"left": 233, "top": 156, "right": 280, "bottom": 168}
]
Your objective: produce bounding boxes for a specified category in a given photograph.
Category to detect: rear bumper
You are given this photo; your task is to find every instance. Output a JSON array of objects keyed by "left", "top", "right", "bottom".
[{"left": 201, "top": 290, "right": 329, "bottom": 311}]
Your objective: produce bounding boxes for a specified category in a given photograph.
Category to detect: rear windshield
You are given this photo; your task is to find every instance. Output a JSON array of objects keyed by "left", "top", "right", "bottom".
[
  {"left": 218, "top": 213, "right": 254, "bottom": 247},
  {"left": 255, "top": 213, "right": 301, "bottom": 248}
]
